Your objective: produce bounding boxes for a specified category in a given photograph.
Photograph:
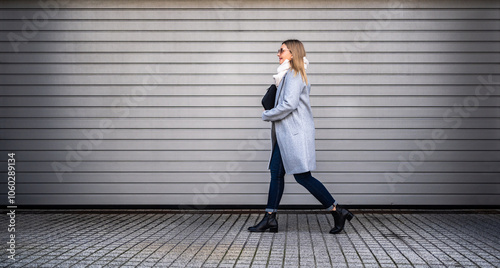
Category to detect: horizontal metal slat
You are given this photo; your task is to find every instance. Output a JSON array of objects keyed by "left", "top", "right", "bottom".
[
  {"left": 1, "top": 95, "right": 500, "bottom": 107},
  {"left": 2, "top": 85, "right": 500, "bottom": 96},
  {"left": 2, "top": 129, "right": 499, "bottom": 140},
  {"left": 5, "top": 194, "right": 499, "bottom": 206},
  {"left": 2, "top": 150, "right": 500, "bottom": 162},
  {"left": 2, "top": 20, "right": 500, "bottom": 31},
  {"left": 2, "top": 63, "right": 499, "bottom": 74},
  {"left": 2, "top": 140, "right": 499, "bottom": 150},
  {"left": 1, "top": 118, "right": 499, "bottom": 129},
  {"left": 0, "top": 107, "right": 499, "bottom": 118},
  {"left": 2, "top": 31, "right": 499, "bottom": 42},
  {"left": 1, "top": 41, "right": 499, "bottom": 54},
  {"left": 3, "top": 52, "right": 500, "bottom": 64},
  {"left": 7, "top": 183, "right": 499, "bottom": 195},
  {"left": 1, "top": 9, "right": 499, "bottom": 20},
  {"left": 5, "top": 172, "right": 499, "bottom": 184},
  {"left": 4, "top": 160, "right": 500, "bottom": 173}
]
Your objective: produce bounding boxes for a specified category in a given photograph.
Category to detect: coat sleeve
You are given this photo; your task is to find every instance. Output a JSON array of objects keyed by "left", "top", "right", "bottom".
[{"left": 262, "top": 73, "right": 302, "bottom": 122}]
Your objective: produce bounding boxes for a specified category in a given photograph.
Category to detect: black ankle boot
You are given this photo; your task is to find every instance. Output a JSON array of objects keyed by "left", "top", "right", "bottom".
[
  {"left": 329, "top": 206, "right": 354, "bottom": 234},
  {"left": 248, "top": 212, "right": 278, "bottom": 232}
]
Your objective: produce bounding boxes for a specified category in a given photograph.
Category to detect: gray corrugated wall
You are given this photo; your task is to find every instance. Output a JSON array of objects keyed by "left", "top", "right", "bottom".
[{"left": 1, "top": 0, "right": 499, "bottom": 206}]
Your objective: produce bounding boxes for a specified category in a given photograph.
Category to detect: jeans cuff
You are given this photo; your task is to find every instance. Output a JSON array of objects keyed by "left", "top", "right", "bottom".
[
  {"left": 326, "top": 201, "right": 338, "bottom": 211},
  {"left": 265, "top": 208, "right": 278, "bottom": 213}
]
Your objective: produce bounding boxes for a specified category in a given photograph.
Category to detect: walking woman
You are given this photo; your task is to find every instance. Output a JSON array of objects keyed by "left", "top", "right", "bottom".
[{"left": 248, "top": 39, "right": 354, "bottom": 234}]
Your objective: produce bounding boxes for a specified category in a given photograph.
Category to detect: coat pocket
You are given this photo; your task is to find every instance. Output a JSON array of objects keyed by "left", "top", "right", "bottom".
[{"left": 289, "top": 114, "right": 300, "bottom": 136}]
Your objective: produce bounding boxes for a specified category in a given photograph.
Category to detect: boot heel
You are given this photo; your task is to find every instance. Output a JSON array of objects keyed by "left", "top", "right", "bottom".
[
  {"left": 346, "top": 211, "right": 354, "bottom": 221},
  {"left": 269, "top": 227, "right": 278, "bottom": 233}
]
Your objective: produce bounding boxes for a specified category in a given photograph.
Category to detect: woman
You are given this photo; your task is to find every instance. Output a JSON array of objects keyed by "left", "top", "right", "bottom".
[{"left": 248, "top": 39, "right": 354, "bottom": 234}]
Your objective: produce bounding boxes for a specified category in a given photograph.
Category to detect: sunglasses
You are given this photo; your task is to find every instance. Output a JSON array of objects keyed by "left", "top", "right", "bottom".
[{"left": 277, "top": 48, "right": 291, "bottom": 54}]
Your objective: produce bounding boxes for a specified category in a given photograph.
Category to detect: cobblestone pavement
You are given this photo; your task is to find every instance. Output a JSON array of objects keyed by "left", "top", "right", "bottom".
[{"left": 1, "top": 209, "right": 499, "bottom": 267}]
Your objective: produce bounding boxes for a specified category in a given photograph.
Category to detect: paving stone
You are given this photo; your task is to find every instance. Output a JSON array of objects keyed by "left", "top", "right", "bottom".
[{"left": 0, "top": 209, "right": 499, "bottom": 267}]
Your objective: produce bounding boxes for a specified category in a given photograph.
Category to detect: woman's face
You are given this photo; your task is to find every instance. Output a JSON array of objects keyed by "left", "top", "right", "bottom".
[{"left": 277, "top": 44, "right": 293, "bottom": 65}]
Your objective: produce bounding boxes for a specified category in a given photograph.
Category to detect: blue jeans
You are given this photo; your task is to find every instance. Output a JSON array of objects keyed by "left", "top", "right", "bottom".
[{"left": 265, "top": 143, "right": 337, "bottom": 213}]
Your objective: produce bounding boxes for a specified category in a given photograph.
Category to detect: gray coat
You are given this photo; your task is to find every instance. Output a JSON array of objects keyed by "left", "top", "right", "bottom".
[{"left": 262, "top": 70, "right": 316, "bottom": 174}]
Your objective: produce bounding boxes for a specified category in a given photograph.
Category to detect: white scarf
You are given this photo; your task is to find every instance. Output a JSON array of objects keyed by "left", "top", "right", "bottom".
[{"left": 273, "top": 57, "right": 309, "bottom": 86}]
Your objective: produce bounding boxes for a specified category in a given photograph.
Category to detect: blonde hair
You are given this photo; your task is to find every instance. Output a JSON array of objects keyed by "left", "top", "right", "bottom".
[{"left": 283, "top": 39, "right": 308, "bottom": 84}]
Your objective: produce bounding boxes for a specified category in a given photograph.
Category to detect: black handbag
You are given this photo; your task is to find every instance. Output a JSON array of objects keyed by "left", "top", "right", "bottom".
[
  {"left": 261, "top": 84, "right": 277, "bottom": 110},
  {"left": 262, "top": 74, "right": 286, "bottom": 110}
]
